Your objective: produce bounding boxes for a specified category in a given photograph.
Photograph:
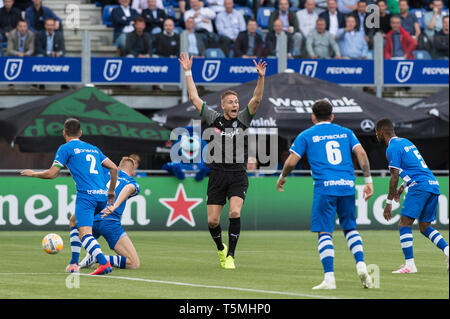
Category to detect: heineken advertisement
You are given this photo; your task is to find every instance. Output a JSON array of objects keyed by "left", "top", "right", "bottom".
[{"left": 0, "top": 177, "right": 448, "bottom": 230}]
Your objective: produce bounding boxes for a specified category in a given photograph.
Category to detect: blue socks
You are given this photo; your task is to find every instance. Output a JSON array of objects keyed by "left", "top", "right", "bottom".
[
  {"left": 318, "top": 233, "right": 334, "bottom": 274},
  {"left": 81, "top": 234, "right": 108, "bottom": 266},
  {"left": 344, "top": 229, "right": 365, "bottom": 264},
  {"left": 69, "top": 227, "right": 81, "bottom": 265},
  {"left": 106, "top": 255, "right": 127, "bottom": 269},
  {"left": 399, "top": 226, "right": 415, "bottom": 266},
  {"left": 422, "top": 226, "right": 449, "bottom": 257}
]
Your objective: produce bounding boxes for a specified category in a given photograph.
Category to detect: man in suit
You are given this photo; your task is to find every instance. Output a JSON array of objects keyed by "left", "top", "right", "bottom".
[
  {"left": 234, "top": 18, "right": 264, "bottom": 57},
  {"left": 264, "top": 18, "right": 294, "bottom": 57},
  {"left": 35, "top": 17, "right": 65, "bottom": 56},
  {"left": 111, "top": 0, "right": 140, "bottom": 53},
  {"left": 141, "top": 0, "right": 167, "bottom": 34},
  {"left": 185, "top": 16, "right": 206, "bottom": 57},
  {"left": 6, "top": 19, "right": 34, "bottom": 56},
  {"left": 25, "top": 0, "right": 62, "bottom": 33},
  {"left": 318, "top": 0, "right": 346, "bottom": 37}
]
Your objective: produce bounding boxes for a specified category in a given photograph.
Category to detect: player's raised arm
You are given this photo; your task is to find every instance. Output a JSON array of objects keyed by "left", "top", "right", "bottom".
[
  {"left": 102, "top": 158, "right": 118, "bottom": 206},
  {"left": 178, "top": 53, "right": 204, "bottom": 113},
  {"left": 247, "top": 59, "right": 267, "bottom": 115},
  {"left": 20, "top": 165, "right": 61, "bottom": 179},
  {"left": 352, "top": 144, "right": 374, "bottom": 201}
]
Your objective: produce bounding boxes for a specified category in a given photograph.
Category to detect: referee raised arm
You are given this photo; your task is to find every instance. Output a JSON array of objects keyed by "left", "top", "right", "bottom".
[{"left": 178, "top": 53, "right": 267, "bottom": 270}]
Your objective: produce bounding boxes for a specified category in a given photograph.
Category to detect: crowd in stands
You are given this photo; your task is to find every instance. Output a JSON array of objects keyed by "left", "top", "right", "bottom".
[{"left": 0, "top": 0, "right": 448, "bottom": 60}]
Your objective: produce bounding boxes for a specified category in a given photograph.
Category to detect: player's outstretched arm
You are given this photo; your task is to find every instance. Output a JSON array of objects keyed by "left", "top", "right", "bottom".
[
  {"left": 178, "top": 53, "right": 204, "bottom": 113},
  {"left": 101, "top": 184, "right": 136, "bottom": 218},
  {"left": 102, "top": 158, "right": 118, "bottom": 206},
  {"left": 277, "top": 153, "right": 300, "bottom": 192},
  {"left": 248, "top": 59, "right": 267, "bottom": 115},
  {"left": 20, "top": 165, "right": 60, "bottom": 179},
  {"left": 353, "top": 144, "right": 374, "bottom": 201}
]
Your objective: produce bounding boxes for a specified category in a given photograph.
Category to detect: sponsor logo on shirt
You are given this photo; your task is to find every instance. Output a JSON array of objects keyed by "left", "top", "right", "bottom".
[{"left": 312, "top": 133, "right": 347, "bottom": 143}]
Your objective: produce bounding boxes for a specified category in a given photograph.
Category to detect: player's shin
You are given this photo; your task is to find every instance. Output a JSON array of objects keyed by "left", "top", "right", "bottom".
[
  {"left": 208, "top": 224, "right": 224, "bottom": 251},
  {"left": 105, "top": 255, "right": 127, "bottom": 269},
  {"left": 318, "top": 233, "right": 335, "bottom": 278},
  {"left": 344, "top": 229, "right": 365, "bottom": 264},
  {"left": 399, "top": 226, "right": 415, "bottom": 268},
  {"left": 69, "top": 227, "right": 82, "bottom": 265},
  {"left": 81, "top": 234, "right": 108, "bottom": 266},
  {"left": 227, "top": 217, "right": 241, "bottom": 258},
  {"left": 421, "top": 226, "right": 449, "bottom": 257}
]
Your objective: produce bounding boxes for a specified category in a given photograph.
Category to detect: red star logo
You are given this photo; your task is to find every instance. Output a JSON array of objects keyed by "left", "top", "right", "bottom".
[{"left": 159, "top": 184, "right": 203, "bottom": 227}]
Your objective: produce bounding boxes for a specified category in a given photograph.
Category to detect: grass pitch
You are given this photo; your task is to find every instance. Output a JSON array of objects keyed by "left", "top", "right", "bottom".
[{"left": 0, "top": 230, "right": 448, "bottom": 299}]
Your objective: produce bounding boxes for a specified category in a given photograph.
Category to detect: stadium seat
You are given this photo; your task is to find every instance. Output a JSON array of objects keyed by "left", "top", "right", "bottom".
[
  {"left": 164, "top": 5, "right": 176, "bottom": 18},
  {"left": 206, "top": 48, "right": 226, "bottom": 58},
  {"left": 234, "top": 5, "right": 255, "bottom": 19},
  {"left": 256, "top": 6, "right": 275, "bottom": 29},
  {"left": 102, "top": 5, "right": 119, "bottom": 28},
  {"left": 413, "top": 50, "right": 432, "bottom": 59},
  {"left": 410, "top": 8, "right": 426, "bottom": 29}
]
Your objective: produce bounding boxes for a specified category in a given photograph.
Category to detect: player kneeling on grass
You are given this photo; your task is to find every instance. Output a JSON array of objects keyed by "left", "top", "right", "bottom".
[
  {"left": 375, "top": 118, "right": 449, "bottom": 274},
  {"left": 277, "top": 100, "right": 374, "bottom": 290},
  {"left": 69, "top": 156, "right": 141, "bottom": 269}
]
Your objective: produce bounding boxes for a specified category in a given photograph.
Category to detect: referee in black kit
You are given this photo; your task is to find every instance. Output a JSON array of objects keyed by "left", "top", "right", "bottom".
[{"left": 178, "top": 53, "right": 267, "bottom": 270}]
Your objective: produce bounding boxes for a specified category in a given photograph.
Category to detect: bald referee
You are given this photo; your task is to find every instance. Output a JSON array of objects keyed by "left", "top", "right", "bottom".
[{"left": 178, "top": 53, "right": 267, "bottom": 269}]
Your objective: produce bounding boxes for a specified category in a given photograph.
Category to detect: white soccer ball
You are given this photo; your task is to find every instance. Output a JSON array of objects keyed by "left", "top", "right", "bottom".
[{"left": 42, "top": 233, "right": 64, "bottom": 254}]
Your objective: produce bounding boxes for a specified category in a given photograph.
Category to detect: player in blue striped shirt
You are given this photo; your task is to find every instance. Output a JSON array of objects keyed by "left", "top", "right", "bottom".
[
  {"left": 277, "top": 100, "right": 374, "bottom": 290},
  {"left": 21, "top": 118, "right": 118, "bottom": 275},
  {"left": 375, "top": 118, "right": 449, "bottom": 273}
]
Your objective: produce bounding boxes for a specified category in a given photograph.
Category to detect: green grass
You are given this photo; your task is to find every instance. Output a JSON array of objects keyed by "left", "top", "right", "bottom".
[{"left": 0, "top": 230, "right": 448, "bottom": 299}]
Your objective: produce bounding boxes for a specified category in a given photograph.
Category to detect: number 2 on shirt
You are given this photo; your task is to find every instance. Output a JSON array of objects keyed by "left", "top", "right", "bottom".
[{"left": 86, "top": 154, "right": 99, "bottom": 174}]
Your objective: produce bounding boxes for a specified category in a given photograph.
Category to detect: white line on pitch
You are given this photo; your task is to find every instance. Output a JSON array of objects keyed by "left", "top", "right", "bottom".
[{"left": 0, "top": 272, "right": 340, "bottom": 299}]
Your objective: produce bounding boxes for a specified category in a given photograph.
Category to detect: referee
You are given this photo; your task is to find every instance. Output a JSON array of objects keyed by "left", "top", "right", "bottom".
[{"left": 178, "top": 53, "right": 267, "bottom": 269}]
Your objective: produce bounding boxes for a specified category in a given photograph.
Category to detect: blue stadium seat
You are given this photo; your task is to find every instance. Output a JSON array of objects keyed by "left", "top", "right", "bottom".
[
  {"left": 164, "top": 5, "right": 176, "bottom": 18},
  {"left": 413, "top": 50, "right": 432, "bottom": 59},
  {"left": 256, "top": 6, "right": 275, "bottom": 29},
  {"left": 206, "top": 48, "right": 226, "bottom": 58},
  {"left": 102, "top": 5, "right": 119, "bottom": 28},
  {"left": 234, "top": 5, "right": 255, "bottom": 19},
  {"left": 410, "top": 8, "right": 426, "bottom": 29}
]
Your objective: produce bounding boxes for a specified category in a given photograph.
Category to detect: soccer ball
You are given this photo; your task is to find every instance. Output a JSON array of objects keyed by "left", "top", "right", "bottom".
[{"left": 42, "top": 233, "right": 64, "bottom": 254}]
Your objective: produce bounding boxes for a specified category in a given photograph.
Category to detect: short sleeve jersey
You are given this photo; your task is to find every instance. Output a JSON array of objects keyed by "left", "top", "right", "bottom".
[
  {"left": 200, "top": 102, "right": 254, "bottom": 171},
  {"left": 289, "top": 122, "right": 361, "bottom": 196},
  {"left": 386, "top": 137, "right": 440, "bottom": 195},
  {"left": 53, "top": 139, "right": 109, "bottom": 200},
  {"left": 94, "top": 169, "right": 140, "bottom": 221}
]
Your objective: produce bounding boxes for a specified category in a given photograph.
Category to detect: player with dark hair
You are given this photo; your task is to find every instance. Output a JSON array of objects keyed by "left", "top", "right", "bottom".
[
  {"left": 178, "top": 52, "right": 267, "bottom": 270},
  {"left": 77, "top": 156, "right": 141, "bottom": 270},
  {"left": 277, "top": 100, "right": 374, "bottom": 290},
  {"left": 375, "top": 118, "right": 449, "bottom": 273},
  {"left": 21, "top": 118, "right": 118, "bottom": 275}
]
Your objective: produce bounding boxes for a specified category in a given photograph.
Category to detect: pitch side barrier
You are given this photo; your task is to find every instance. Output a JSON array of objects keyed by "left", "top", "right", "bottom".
[
  {"left": 0, "top": 174, "right": 448, "bottom": 230},
  {"left": 0, "top": 57, "right": 448, "bottom": 86}
]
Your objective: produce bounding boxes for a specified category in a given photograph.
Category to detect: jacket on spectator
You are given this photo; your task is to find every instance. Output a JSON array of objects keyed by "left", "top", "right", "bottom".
[
  {"left": 433, "top": 29, "right": 449, "bottom": 58},
  {"left": 384, "top": 27, "right": 417, "bottom": 59},
  {"left": 110, "top": 6, "right": 140, "bottom": 41},
  {"left": 25, "top": 5, "right": 62, "bottom": 33},
  {"left": 268, "top": 9, "right": 300, "bottom": 33},
  {"left": 318, "top": 10, "right": 346, "bottom": 32},
  {"left": 141, "top": 7, "right": 167, "bottom": 33},
  {"left": 233, "top": 30, "right": 264, "bottom": 57},
  {"left": 0, "top": 5, "right": 22, "bottom": 37},
  {"left": 35, "top": 30, "right": 65, "bottom": 56},
  {"left": 154, "top": 31, "right": 180, "bottom": 57},
  {"left": 6, "top": 28, "right": 35, "bottom": 56},
  {"left": 125, "top": 30, "right": 153, "bottom": 56},
  {"left": 263, "top": 30, "right": 294, "bottom": 57}
]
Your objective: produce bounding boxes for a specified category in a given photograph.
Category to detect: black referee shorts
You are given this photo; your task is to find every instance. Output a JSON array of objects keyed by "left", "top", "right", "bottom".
[{"left": 206, "top": 169, "right": 249, "bottom": 206}]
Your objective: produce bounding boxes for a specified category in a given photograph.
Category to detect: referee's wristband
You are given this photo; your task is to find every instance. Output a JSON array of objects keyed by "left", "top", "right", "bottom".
[
  {"left": 185, "top": 70, "right": 192, "bottom": 76},
  {"left": 364, "top": 176, "right": 373, "bottom": 184},
  {"left": 385, "top": 199, "right": 393, "bottom": 205}
]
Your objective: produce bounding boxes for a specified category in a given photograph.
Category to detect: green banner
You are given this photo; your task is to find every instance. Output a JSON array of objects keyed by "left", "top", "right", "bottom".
[{"left": 0, "top": 176, "right": 448, "bottom": 230}]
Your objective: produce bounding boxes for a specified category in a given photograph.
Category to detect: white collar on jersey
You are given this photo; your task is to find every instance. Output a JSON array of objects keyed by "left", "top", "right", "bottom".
[
  {"left": 388, "top": 136, "right": 398, "bottom": 145},
  {"left": 68, "top": 139, "right": 80, "bottom": 142},
  {"left": 315, "top": 121, "right": 331, "bottom": 125}
]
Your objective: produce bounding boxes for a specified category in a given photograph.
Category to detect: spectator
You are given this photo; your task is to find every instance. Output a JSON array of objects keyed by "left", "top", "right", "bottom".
[
  {"left": 268, "top": 0, "right": 303, "bottom": 56},
  {"left": 386, "top": 0, "right": 399, "bottom": 15},
  {"left": 423, "top": 0, "right": 445, "bottom": 41},
  {"left": 337, "top": 0, "right": 358, "bottom": 14},
  {"left": 35, "top": 18, "right": 65, "bottom": 57},
  {"left": 306, "top": 17, "right": 341, "bottom": 58},
  {"left": 215, "top": 0, "right": 247, "bottom": 56},
  {"left": 233, "top": 18, "right": 264, "bottom": 57},
  {"left": 207, "top": 0, "right": 225, "bottom": 14},
  {"left": 25, "top": 0, "right": 62, "bottom": 34},
  {"left": 351, "top": 0, "right": 369, "bottom": 34},
  {"left": 111, "top": 0, "right": 140, "bottom": 53},
  {"left": 185, "top": 16, "right": 207, "bottom": 56},
  {"left": 154, "top": 18, "right": 179, "bottom": 57},
  {"left": 384, "top": 15, "right": 417, "bottom": 59},
  {"left": 131, "top": 0, "right": 164, "bottom": 14},
  {"left": 318, "top": 0, "right": 346, "bottom": 37},
  {"left": 6, "top": 19, "right": 34, "bottom": 56},
  {"left": 141, "top": 0, "right": 167, "bottom": 34},
  {"left": 259, "top": 0, "right": 276, "bottom": 6},
  {"left": 336, "top": 15, "right": 368, "bottom": 58},
  {"left": 125, "top": 16, "right": 153, "bottom": 57},
  {"left": 264, "top": 18, "right": 294, "bottom": 57},
  {"left": 433, "top": 15, "right": 448, "bottom": 59},
  {"left": 184, "top": 0, "right": 216, "bottom": 46},
  {"left": 0, "top": 0, "right": 22, "bottom": 47},
  {"left": 375, "top": 0, "right": 391, "bottom": 36},
  {"left": 297, "top": 0, "right": 319, "bottom": 39},
  {"left": 398, "top": 0, "right": 421, "bottom": 39},
  {"left": 12, "top": 0, "right": 31, "bottom": 12}
]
